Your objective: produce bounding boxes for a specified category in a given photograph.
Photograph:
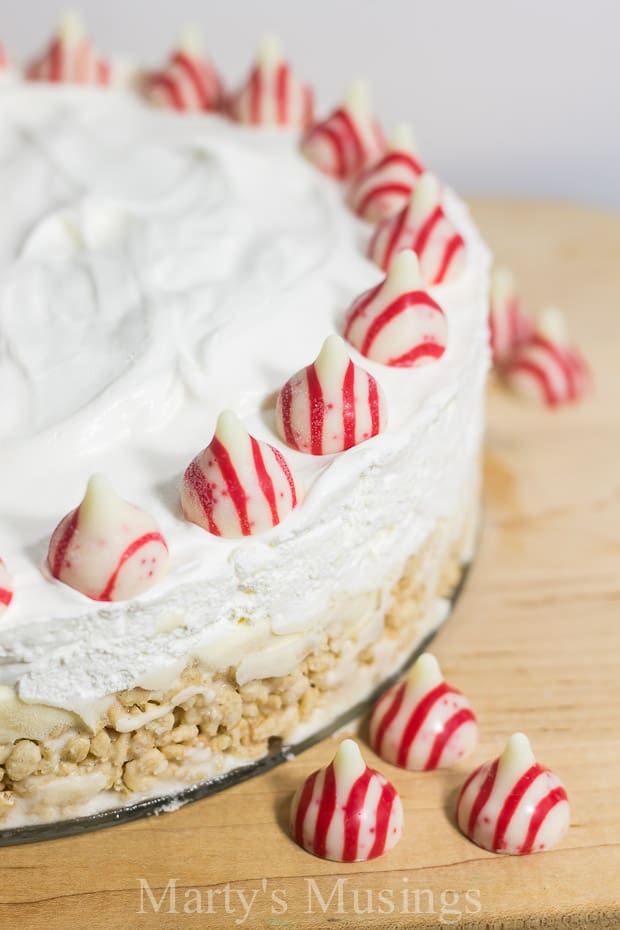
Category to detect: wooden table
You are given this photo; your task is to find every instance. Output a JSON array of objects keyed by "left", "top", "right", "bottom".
[{"left": 1, "top": 201, "right": 619, "bottom": 929}]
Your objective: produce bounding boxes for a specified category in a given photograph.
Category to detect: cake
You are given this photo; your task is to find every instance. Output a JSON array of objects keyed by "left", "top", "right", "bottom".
[{"left": 0, "top": 19, "right": 491, "bottom": 831}]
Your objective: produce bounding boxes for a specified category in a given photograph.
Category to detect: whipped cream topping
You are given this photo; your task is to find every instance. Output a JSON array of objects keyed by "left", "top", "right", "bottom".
[{"left": 0, "top": 84, "right": 491, "bottom": 721}]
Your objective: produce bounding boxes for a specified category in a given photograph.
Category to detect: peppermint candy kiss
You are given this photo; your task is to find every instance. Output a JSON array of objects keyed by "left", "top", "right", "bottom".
[
  {"left": 181, "top": 411, "right": 301, "bottom": 538},
  {"left": 456, "top": 732, "right": 570, "bottom": 855},
  {"left": 0, "top": 559, "right": 13, "bottom": 617},
  {"left": 489, "top": 266, "right": 533, "bottom": 365},
  {"left": 369, "top": 653, "right": 478, "bottom": 770},
  {"left": 301, "top": 79, "right": 385, "bottom": 179},
  {"left": 275, "top": 335, "right": 387, "bottom": 455},
  {"left": 48, "top": 475, "right": 169, "bottom": 601},
  {"left": 503, "top": 307, "right": 589, "bottom": 406},
  {"left": 27, "top": 11, "right": 111, "bottom": 85},
  {"left": 368, "top": 173, "right": 467, "bottom": 284},
  {"left": 144, "top": 27, "right": 224, "bottom": 113},
  {"left": 344, "top": 250, "right": 448, "bottom": 367},
  {"left": 290, "top": 739, "right": 404, "bottom": 862},
  {"left": 229, "top": 35, "right": 313, "bottom": 127},
  {"left": 348, "top": 124, "right": 425, "bottom": 223}
]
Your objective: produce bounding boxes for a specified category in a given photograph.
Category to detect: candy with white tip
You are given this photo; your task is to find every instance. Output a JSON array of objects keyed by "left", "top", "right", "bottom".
[
  {"left": 181, "top": 411, "right": 301, "bottom": 537},
  {"left": 228, "top": 35, "right": 313, "bottom": 127},
  {"left": 344, "top": 250, "right": 448, "bottom": 367},
  {"left": 503, "top": 306, "right": 588, "bottom": 406},
  {"left": 290, "top": 738, "right": 403, "bottom": 861},
  {"left": 275, "top": 335, "right": 387, "bottom": 454},
  {"left": 489, "top": 266, "right": 533, "bottom": 364},
  {"left": 456, "top": 732, "right": 570, "bottom": 855},
  {"left": 368, "top": 173, "right": 466, "bottom": 283},
  {"left": 301, "top": 79, "right": 385, "bottom": 179},
  {"left": 369, "top": 653, "right": 477, "bottom": 769},
  {"left": 348, "top": 124, "right": 425, "bottom": 223},
  {"left": 0, "top": 559, "right": 13, "bottom": 617},
  {"left": 144, "top": 27, "right": 224, "bottom": 113},
  {"left": 27, "top": 11, "right": 111, "bottom": 85},
  {"left": 48, "top": 474, "right": 169, "bottom": 601}
]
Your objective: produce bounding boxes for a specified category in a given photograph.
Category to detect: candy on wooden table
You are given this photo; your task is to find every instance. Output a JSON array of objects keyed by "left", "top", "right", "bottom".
[
  {"left": 290, "top": 738, "right": 404, "bottom": 861},
  {"left": 456, "top": 732, "right": 570, "bottom": 855},
  {"left": 489, "top": 266, "right": 533, "bottom": 365},
  {"left": 503, "top": 306, "right": 588, "bottom": 406},
  {"left": 369, "top": 652, "right": 478, "bottom": 769}
]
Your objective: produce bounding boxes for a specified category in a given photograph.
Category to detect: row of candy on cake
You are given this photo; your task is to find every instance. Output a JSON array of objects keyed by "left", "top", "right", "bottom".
[
  {"left": 290, "top": 652, "right": 570, "bottom": 861},
  {"left": 2, "top": 18, "right": 466, "bottom": 273},
  {"left": 2, "top": 15, "right": 590, "bottom": 403},
  {"left": 0, "top": 239, "right": 457, "bottom": 613}
]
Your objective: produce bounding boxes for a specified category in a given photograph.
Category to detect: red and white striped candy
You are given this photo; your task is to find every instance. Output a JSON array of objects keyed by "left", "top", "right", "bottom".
[
  {"left": 348, "top": 124, "right": 425, "bottom": 223},
  {"left": 48, "top": 474, "right": 169, "bottom": 602},
  {"left": 27, "top": 12, "right": 111, "bottom": 86},
  {"left": 456, "top": 732, "right": 570, "bottom": 855},
  {"left": 290, "top": 739, "right": 403, "bottom": 862},
  {"left": 0, "top": 559, "right": 14, "bottom": 617},
  {"left": 301, "top": 79, "right": 385, "bottom": 179},
  {"left": 228, "top": 35, "right": 313, "bottom": 127},
  {"left": 275, "top": 335, "right": 387, "bottom": 455},
  {"left": 503, "top": 307, "right": 589, "bottom": 407},
  {"left": 181, "top": 410, "right": 301, "bottom": 538},
  {"left": 489, "top": 266, "right": 533, "bottom": 365},
  {"left": 369, "top": 653, "right": 478, "bottom": 770},
  {"left": 344, "top": 250, "right": 448, "bottom": 367},
  {"left": 0, "top": 44, "right": 8, "bottom": 72},
  {"left": 368, "top": 173, "right": 466, "bottom": 284},
  {"left": 144, "top": 27, "right": 224, "bottom": 113}
]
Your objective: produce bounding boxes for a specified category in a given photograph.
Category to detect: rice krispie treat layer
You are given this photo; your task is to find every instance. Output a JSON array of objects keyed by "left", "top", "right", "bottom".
[{"left": 0, "top": 490, "right": 476, "bottom": 830}]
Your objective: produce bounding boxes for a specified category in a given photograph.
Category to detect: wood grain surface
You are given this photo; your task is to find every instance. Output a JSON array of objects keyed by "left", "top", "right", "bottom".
[{"left": 1, "top": 200, "right": 619, "bottom": 930}]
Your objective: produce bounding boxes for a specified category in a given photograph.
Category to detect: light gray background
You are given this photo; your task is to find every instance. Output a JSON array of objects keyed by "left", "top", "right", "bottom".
[{"left": 3, "top": 0, "right": 619, "bottom": 208}]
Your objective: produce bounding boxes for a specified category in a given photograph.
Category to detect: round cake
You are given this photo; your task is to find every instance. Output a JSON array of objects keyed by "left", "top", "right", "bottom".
[{"left": 0, "top": 22, "right": 491, "bottom": 830}]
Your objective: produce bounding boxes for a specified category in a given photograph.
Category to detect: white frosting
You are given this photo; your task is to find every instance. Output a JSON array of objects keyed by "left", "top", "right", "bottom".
[{"left": 0, "top": 84, "right": 491, "bottom": 722}]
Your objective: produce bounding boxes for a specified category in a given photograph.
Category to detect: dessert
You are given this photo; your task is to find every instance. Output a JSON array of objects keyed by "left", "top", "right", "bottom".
[
  {"left": 290, "top": 738, "right": 403, "bottom": 861},
  {"left": 228, "top": 35, "right": 313, "bottom": 127},
  {"left": 275, "top": 335, "right": 387, "bottom": 454},
  {"left": 456, "top": 732, "right": 570, "bottom": 855},
  {"left": 301, "top": 79, "right": 385, "bottom": 178},
  {"left": 343, "top": 250, "right": 448, "bottom": 367},
  {"left": 368, "top": 652, "right": 477, "bottom": 770},
  {"left": 503, "top": 307, "right": 588, "bottom": 406},
  {"left": 0, "top": 26, "right": 490, "bottom": 831},
  {"left": 348, "top": 124, "right": 424, "bottom": 223},
  {"left": 488, "top": 266, "right": 532, "bottom": 365},
  {"left": 47, "top": 475, "right": 170, "bottom": 601},
  {"left": 181, "top": 411, "right": 301, "bottom": 536},
  {"left": 0, "top": 560, "right": 13, "bottom": 617},
  {"left": 26, "top": 12, "right": 110, "bottom": 85},
  {"left": 144, "top": 28, "right": 224, "bottom": 113},
  {"left": 368, "top": 173, "right": 467, "bottom": 282}
]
